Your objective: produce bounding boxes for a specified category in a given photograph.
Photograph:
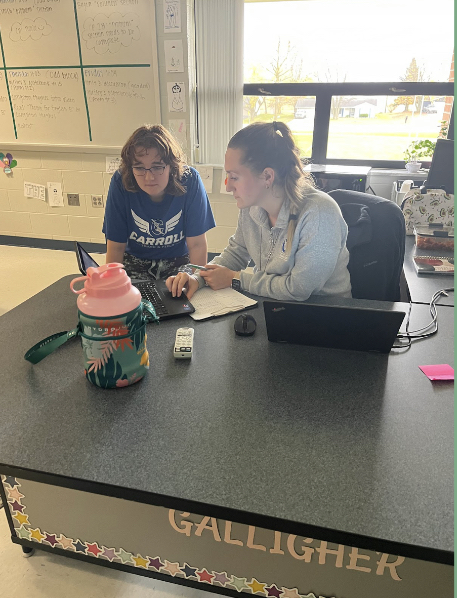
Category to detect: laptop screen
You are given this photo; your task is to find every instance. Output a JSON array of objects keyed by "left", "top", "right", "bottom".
[
  {"left": 75, "top": 242, "right": 100, "bottom": 275},
  {"left": 426, "top": 139, "right": 454, "bottom": 194},
  {"left": 263, "top": 300, "right": 405, "bottom": 354}
]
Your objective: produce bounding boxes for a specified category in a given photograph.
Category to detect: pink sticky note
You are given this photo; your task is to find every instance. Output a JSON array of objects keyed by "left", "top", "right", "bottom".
[{"left": 419, "top": 364, "right": 454, "bottom": 381}]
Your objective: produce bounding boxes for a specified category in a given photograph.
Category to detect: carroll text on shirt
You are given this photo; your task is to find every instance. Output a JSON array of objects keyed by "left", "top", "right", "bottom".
[
  {"left": 129, "top": 231, "right": 184, "bottom": 246},
  {"left": 168, "top": 510, "right": 405, "bottom": 581}
]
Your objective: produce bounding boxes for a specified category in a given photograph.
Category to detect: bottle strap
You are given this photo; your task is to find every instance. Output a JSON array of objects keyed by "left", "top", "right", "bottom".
[
  {"left": 142, "top": 300, "right": 160, "bottom": 324},
  {"left": 25, "top": 302, "right": 158, "bottom": 365},
  {"left": 24, "top": 327, "right": 80, "bottom": 364}
]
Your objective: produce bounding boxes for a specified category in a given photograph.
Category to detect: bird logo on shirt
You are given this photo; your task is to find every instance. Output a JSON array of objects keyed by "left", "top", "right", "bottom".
[{"left": 131, "top": 209, "right": 182, "bottom": 236}]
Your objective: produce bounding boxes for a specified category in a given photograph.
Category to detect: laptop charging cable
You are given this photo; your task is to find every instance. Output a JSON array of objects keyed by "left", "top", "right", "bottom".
[{"left": 393, "top": 287, "right": 454, "bottom": 349}]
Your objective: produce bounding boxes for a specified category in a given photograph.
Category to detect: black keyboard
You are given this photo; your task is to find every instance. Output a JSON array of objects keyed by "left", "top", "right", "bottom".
[{"left": 135, "top": 282, "right": 169, "bottom": 316}]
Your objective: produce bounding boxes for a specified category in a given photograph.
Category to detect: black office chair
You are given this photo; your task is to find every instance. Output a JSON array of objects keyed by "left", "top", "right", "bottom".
[{"left": 328, "top": 189, "right": 407, "bottom": 302}]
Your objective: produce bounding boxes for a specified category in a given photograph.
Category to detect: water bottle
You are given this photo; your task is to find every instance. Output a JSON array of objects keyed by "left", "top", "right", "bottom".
[{"left": 70, "top": 263, "right": 154, "bottom": 388}]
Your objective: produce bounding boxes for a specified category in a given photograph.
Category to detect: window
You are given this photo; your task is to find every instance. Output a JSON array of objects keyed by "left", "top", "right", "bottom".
[
  {"left": 327, "top": 94, "right": 454, "bottom": 161},
  {"left": 244, "top": 95, "right": 316, "bottom": 156},
  {"left": 244, "top": 0, "right": 454, "bottom": 167}
]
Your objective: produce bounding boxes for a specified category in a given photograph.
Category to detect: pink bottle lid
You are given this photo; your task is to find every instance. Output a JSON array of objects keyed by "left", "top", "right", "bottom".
[{"left": 70, "top": 263, "right": 133, "bottom": 298}]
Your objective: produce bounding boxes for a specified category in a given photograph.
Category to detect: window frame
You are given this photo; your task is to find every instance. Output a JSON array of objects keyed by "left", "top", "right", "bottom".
[{"left": 243, "top": 81, "right": 454, "bottom": 168}]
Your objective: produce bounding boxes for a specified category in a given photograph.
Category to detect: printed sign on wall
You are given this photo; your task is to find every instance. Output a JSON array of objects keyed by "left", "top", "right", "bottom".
[
  {"left": 167, "top": 82, "right": 186, "bottom": 113},
  {"left": 168, "top": 119, "right": 187, "bottom": 151},
  {"left": 163, "top": 0, "right": 181, "bottom": 33},
  {"left": 164, "top": 40, "right": 184, "bottom": 73}
]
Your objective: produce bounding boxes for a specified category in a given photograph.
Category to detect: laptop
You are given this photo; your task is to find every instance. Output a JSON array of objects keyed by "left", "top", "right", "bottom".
[
  {"left": 75, "top": 242, "right": 194, "bottom": 320},
  {"left": 424, "top": 138, "right": 454, "bottom": 194},
  {"left": 263, "top": 300, "right": 406, "bottom": 353}
]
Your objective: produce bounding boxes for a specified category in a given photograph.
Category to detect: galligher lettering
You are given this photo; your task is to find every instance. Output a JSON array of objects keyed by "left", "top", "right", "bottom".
[{"left": 168, "top": 510, "right": 405, "bottom": 581}]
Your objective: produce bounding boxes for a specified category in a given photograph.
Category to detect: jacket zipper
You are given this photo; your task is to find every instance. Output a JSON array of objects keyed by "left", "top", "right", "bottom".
[{"left": 264, "top": 228, "right": 278, "bottom": 269}]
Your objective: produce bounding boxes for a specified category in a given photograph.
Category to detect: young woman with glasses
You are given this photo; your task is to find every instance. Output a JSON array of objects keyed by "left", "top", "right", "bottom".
[
  {"left": 167, "top": 121, "right": 351, "bottom": 301},
  {"left": 103, "top": 124, "right": 215, "bottom": 280}
]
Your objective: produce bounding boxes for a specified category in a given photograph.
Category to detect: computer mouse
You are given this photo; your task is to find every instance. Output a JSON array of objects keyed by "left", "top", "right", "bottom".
[{"left": 234, "top": 313, "right": 256, "bottom": 336}]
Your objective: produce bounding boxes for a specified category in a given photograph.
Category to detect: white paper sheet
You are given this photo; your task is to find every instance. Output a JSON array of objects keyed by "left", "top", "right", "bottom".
[
  {"left": 106, "top": 156, "right": 121, "bottom": 173},
  {"left": 47, "top": 182, "right": 64, "bottom": 207},
  {"left": 195, "top": 166, "right": 213, "bottom": 193},
  {"left": 163, "top": 0, "right": 181, "bottom": 33},
  {"left": 164, "top": 40, "right": 184, "bottom": 72},
  {"left": 167, "top": 82, "right": 186, "bottom": 113},
  {"left": 168, "top": 118, "right": 187, "bottom": 149},
  {"left": 24, "top": 181, "right": 46, "bottom": 201},
  {"left": 220, "top": 172, "right": 231, "bottom": 194},
  {"left": 189, "top": 287, "right": 257, "bottom": 321}
]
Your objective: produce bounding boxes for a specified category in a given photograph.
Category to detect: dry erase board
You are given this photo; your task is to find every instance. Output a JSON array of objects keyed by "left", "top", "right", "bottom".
[{"left": 0, "top": 0, "right": 160, "bottom": 147}]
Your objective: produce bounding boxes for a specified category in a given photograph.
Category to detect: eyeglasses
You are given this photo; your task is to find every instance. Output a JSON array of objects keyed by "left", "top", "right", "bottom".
[{"left": 133, "top": 165, "right": 167, "bottom": 176}]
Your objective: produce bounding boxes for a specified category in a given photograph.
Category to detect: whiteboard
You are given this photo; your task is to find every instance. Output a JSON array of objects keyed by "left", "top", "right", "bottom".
[{"left": 0, "top": 0, "right": 160, "bottom": 147}]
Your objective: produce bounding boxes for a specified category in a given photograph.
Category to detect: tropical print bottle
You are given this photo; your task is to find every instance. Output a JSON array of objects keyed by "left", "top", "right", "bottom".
[
  {"left": 70, "top": 263, "right": 157, "bottom": 388},
  {"left": 78, "top": 305, "right": 150, "bottom": 388}
]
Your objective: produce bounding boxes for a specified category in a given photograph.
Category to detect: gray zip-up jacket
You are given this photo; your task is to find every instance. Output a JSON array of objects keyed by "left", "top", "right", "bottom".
[{"left": 197, "top": 188, "right": 352, "bottom": 301}]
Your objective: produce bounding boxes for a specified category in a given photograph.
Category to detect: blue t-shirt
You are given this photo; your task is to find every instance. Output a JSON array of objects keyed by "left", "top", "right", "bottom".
[{"left": 102, "top": 167, "right": 215, "bottom": 259}]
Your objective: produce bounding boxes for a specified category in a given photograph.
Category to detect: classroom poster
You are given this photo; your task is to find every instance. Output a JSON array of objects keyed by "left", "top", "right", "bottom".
[
  {"left": 168, "top": 119, "right": 187, "bottom": 150},
  {"left": 164, "top": 40, "right": 184, "bottom": 72},
  {"left": 24, "top": 182, "right": 46, "bottom": 201},
  {"left": 167, "top": 82, "right": 186, "bottom": 113},
  {"left": 163, "top": 0, "right": 181, "bottom": 33},
  {"left": 195, "top": 166, "right": 214, "bottom": 193},
  {"left": 105, "top": 157, "right": 122, "bottom": 174},
  {"left": 47, "top": 182, "right": 64, "bottom": 207}
]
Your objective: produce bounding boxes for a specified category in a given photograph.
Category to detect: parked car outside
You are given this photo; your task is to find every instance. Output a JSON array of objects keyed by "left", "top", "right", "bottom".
[{"left": 294, "top": 108, "right": 307, "bottom": 118}]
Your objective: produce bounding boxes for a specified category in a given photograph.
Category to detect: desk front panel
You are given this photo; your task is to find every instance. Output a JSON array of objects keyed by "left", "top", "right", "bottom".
[{"left": 1, "top": 474, "right": 453, "bottom": 598}]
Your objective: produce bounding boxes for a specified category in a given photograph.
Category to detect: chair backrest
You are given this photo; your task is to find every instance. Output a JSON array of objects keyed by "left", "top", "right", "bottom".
[{"left": 329, "top": 189, "right": 406, "bottom": 302}]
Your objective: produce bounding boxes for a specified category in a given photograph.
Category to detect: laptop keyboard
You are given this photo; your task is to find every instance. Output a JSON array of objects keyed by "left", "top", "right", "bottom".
[{"left": 135, "top": 282, "right": 169, "bottom": 316}]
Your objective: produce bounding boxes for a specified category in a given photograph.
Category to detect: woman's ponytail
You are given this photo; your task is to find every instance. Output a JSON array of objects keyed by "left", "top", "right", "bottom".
[{"left": 228, "top": 121, "right": 314, "bottom": 253}]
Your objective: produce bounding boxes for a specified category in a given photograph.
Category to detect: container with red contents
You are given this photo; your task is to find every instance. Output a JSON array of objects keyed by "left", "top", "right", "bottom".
[{"left": 414, "top": 224, "right": 454, "bottom": 252}]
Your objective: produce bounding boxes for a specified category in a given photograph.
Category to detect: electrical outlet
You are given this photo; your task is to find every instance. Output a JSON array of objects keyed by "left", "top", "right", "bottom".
[
  {"left": 67, "top": 193, "right": 80, "bottom": 206},
  {"left": 91, "top": 195, "right": 104, "bottom": 208}
]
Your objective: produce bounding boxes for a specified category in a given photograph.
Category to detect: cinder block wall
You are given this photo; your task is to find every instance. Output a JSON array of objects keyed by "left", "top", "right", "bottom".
[
  {"left": 0, "top": 151, "right": 111, "bottom": 244},
  {"left": 0, "top": 154, "right": 237, "bottom": 253}
]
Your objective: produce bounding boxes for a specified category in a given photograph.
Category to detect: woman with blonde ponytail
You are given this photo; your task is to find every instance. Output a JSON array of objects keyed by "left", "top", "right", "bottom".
[{"left": 167, "top": 121, "right": 351, "bottom": 301}]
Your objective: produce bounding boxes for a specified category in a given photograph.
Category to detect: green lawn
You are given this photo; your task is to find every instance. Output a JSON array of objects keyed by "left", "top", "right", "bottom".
[{"left": 243, "top": 115, "right": 439, "bottom": 161}]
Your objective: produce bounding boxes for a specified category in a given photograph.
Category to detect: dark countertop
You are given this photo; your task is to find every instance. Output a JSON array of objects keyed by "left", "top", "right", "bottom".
[
  {"left": 403, "top": 236, "right": 454, "bottom": 306},
  {"left": 0, "top": 276, "right": 453, "bottom": 563}
]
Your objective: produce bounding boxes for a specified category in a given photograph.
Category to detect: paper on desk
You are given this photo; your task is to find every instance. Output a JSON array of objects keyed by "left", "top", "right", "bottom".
[
  {"left": 189, "top": 287, "right": 257, "bottom": 321},
  {"left": 419, "top": 364, "right": 454, "bottom": 380}
]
